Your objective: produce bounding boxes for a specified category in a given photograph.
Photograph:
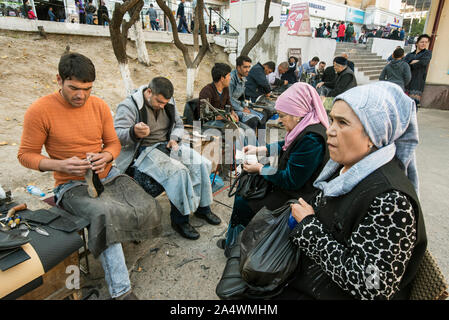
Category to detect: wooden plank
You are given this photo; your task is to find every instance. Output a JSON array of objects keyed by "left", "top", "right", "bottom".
[{"left": 17, "top": 252, "right": 81, "bottom": 300}]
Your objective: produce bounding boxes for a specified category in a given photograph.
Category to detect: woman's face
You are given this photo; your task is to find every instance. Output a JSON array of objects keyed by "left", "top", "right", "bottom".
[
  {"left": 417, "top": 37, "right": 429, "bottom": 51},
  {"left": 327, "top": 101, "right": 373, "bottom": 171},
  {"left": 278, "top": 111, "right": 301, "bottom": 133}
]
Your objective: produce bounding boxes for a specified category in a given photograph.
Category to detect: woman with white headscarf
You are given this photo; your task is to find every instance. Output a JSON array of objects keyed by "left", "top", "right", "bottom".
[{"left": 277, "top": 82, "right": 427, "bottom": 300}]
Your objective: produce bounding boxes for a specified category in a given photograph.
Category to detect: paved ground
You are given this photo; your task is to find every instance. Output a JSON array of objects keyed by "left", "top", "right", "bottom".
[{"left": 6, "top": 108, "right": 448, "bottom": 300}]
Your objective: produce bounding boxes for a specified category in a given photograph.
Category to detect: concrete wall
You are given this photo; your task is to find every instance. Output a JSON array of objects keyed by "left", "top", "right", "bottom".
[
  {"left": 367, "top": 37, "right": 404, "bottom": 60},
  {"left": 421, "top": 0, "right": 449, "bottom": 109},
  {"left": 238, "top": 26, "right": 336, "bottom": 69},
  {"left": 240, "top": 26, "right": 280, "bottom": 66},
  {"left": 424, "top": 0, "right": 449, "bottom": 86}
]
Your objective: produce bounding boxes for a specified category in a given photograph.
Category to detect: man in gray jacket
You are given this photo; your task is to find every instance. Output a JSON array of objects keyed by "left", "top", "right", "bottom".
[
  {"left": 379, "top": 47, "right": 411, "bottom": 91},
  {"left": 147, "top": 4, "right": 159, "bottom": 31},
  {"left": 114, "top": 77, "right": 221, "bottom": 240}
]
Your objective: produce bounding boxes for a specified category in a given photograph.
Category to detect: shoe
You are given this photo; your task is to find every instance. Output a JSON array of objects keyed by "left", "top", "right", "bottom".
[
  {"left": 85, "top": 168, "right": 104, "bottom": 198},
  {"left": 216, "top": 238, "right": 226, "bottom": 250},
  {"left": 115, "top": 291, "right": 139, "bottom": 300},
  {"left": 195, "top": 210, "right": 221, "bottom": 225},
  {"left": 171, "top": 221, "right": 200, "bottom": 240}
]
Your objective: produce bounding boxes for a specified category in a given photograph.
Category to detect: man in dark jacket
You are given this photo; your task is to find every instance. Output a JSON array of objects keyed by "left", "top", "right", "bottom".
[
  {"left": 379, "top": 47, "right": 411, "bottom": 91},
  {"left": 317, "top": 56, "right": 357, "bottom": 97},
  {"left": 245, "top": 61, "right": 275, "bottom": 102},
  {"left": 177, "top": 0, "right": 190, "bottom": 33}
]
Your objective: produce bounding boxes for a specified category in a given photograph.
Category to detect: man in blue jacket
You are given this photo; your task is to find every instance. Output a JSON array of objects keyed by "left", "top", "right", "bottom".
[{"left": 244, "top": 61, "right": 275, "bottom": 102}]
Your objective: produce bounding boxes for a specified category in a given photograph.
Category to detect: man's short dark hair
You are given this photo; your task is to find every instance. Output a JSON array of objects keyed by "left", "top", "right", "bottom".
[
  {"left": 211, "top": 63, "right": 232, "bottom": 82},
  {"left": 263, "top": 61, "right": 276, "bottom": 72},
  {"left": 58, "top": 52, "right": 96, "bottom": 83},
  {"left": 319, "top": 61, "right": 326, "bottom": 65},
  {"left": 150, "top": 3, "right": 153, "bottom": 7},
  {"left": 393, "top": 47, "right": 405, "bottom": 59},
  {"left": 311, "top": 56, "right": 320, "bottom": 62},
  {"left": 236, "top": 55, "right": 252, "bottom": 67},
  {"left": 148, "top": 77, "right": 174, "bottom": 99}
]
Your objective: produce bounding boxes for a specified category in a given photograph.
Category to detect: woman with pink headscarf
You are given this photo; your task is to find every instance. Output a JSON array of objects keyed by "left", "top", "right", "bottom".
[{"left": 220, "top": 82, "right": 330, "bottom": 256}]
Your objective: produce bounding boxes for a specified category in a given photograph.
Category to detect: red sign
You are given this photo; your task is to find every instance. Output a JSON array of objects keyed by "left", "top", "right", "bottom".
[{"left": 286, "top": 2, "right": 312, "bottom": 37}]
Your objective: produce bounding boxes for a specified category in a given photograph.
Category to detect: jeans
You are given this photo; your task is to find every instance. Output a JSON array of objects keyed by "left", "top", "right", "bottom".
[
  {"left": 86, "top": 13, "right": 93, "bottom": 25},
  {"left": 150, "top": 20, "right": 159, "bottom": 30},
  {"left": 99, "top": 243, "right": 131, "bottom": 298},
  {"left": 177, "top": 16, "right": 189, "bottom": 32},
  {"left": 53, "top": 167, "right": 131, "bottom": 298}
]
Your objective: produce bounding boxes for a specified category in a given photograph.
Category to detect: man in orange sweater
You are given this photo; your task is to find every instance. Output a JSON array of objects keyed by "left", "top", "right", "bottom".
[{"left": 18, "top": 53, "right": 157, "bottom": 300}]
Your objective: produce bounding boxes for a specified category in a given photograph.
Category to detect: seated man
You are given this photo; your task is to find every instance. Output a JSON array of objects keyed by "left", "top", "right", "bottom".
[
  {"left": 341, "top": 53, "right": 355, "bottom": 72},
  {"left": 313, "top": 61, "right": 326, "bottom": 86},
  {"left": 229, "top": 55, "right": 267, "bottom": 130},
  {"left": 17, "top": 52, "right": 155, "bottom": 300},
  {"left": 114, "top": 77, "right": 221, "bottom": 241},
  {"left": 298, "top": 56, "right": 320, "bottom": 81},
  {"left": 281, "top": 56, "right": 299, "bottom": 84},
  {"left": 244, "top": 61, "right": 275, "bottom": 103},
  {"left": 267, "top": 62, "right": 289, "bottom": 89},
  {"left": 316, "top": 56, "right": 357, "bottom": 97}
]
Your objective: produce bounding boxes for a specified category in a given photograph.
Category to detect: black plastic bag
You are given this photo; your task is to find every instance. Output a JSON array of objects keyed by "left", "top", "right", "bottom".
[{"left": 239, "top": 200, "right": 300, "bottom": 293}]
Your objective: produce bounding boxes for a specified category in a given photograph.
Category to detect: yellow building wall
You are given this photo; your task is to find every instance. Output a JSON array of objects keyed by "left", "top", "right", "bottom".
[{"left": 425, "top": 0, "right": 449, "bottom": 85}]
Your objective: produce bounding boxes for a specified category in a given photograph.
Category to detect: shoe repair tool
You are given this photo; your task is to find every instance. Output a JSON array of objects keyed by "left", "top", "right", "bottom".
[
  {"left": 22, "top": 221, "right": 50, "bottom": 236},
  {"left": 5, "top": 203, "right": 27, "bottom": 229},
  {"left": 18, "top": 224, "right": 29, "bottom": 237},
  {"left": 85, "top": 156, "right": 104, "bottom": 198}
]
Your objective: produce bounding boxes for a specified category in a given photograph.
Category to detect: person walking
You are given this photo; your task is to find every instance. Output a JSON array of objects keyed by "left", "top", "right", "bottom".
[
  {"left": 331, "top": 22, "right": 338, "bottom": 40},
  {"left": 177, "top": 0, "right": 190, "bottom": 33},
  {"left": 337, "top": 21, "right": 345, "bottom": 42},
  {"left": 403, "top": 34, "right": 432, "bottom": 109},
  {"left": 147, "top": 4, "right": 159, "bottom": 31},
  {"left": 97, "top": 1, "right": 109, "bottom": 26},
  {"left": 75, "top": 0, "right": 86, "bottom": 24},
  {"left": 345, "top": 22, "right": 354, "bottom": 42}
]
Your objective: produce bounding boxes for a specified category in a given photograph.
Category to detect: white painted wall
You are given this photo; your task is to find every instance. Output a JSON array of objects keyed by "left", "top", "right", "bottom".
[
  {"left": 369, "top": 38, "right": 404, "bottom": 60},
  {"left": 277, "top": 26, "right": 336, "bottom": 66},
  {"left": 230, "top": 0, "right": 281, "bottom": 31}
]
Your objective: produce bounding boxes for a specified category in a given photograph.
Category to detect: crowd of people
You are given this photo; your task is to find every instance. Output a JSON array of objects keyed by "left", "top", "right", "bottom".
[
  {"left": 313, "top": 20, "right": 409, "bottom": 46},
  {"left": 15, "top": 29, "right": 433, "bottom": 300}
]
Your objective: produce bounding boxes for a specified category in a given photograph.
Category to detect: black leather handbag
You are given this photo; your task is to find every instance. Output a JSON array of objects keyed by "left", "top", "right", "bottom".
[{"left": 228, "top": 171, "right": 271, "bottom": 200}]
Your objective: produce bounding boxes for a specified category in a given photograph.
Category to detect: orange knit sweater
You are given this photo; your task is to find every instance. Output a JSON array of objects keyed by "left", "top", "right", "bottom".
[{"left": 18, "top": 91, "right": 121, "bottom": 187}]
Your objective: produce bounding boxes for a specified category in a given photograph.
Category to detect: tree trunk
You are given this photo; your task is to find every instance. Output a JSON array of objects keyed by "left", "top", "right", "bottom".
[
  {"left": 156, "top": 0, "right": 209, "bottom": 101},
  {"left": 119, "top": 62, "right": 135, "bottom": 96},
  {"left": 186, "top": 68, "right": 196, "bottom": 100},
  {"left": 108, "top": 0, "right": 144, "bottom": 95},
  {"left": 240, "top": 0, "right": 273, "bottom": 57},
  {"left": 133, "top": 20, "right": 150, "bottom": 66},
  {"left": 193, "top": 4, "right": 200, "bottom": 79}
]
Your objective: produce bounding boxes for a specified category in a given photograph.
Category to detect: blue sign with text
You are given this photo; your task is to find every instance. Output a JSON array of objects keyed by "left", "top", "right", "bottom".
[{"left": 346, "top": 8, "right": 365, "bottom": 24}]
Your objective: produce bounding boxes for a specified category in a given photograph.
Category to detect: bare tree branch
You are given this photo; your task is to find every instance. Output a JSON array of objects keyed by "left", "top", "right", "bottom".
[
  {"left": 155, "top": 0, "right": 192, "bottom": 67},
  {"left": 240, "top": 0, "right": 273, "bottom": 57},
  {"left": 192, "top": 0, "right": 209, "bottom": 67}
]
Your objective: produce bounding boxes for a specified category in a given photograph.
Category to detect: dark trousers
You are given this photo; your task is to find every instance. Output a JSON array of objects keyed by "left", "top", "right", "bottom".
[
  {"left": 79, "top": 12, "right": 86, "bottom": 24},
  {"left": 150, "top": 20, "right": 159, "bottom": 30},
  {"left": 177, "top": 16, "right": 189, "bottom": 32}
]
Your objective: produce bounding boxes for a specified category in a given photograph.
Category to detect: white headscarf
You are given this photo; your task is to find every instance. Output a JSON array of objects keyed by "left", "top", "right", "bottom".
[{"left": 313, "top": 81, "right": 419, "bottom": 197}]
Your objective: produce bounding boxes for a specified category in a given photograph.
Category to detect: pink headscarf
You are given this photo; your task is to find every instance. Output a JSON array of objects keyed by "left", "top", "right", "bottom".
[{"left": 275, "top": 82, "right": 329, "bottom": 151}]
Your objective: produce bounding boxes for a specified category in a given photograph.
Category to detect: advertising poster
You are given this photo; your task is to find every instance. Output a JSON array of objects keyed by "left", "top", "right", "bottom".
[{"left": 286, "top": 2, "right": 312, "bottom": 37}]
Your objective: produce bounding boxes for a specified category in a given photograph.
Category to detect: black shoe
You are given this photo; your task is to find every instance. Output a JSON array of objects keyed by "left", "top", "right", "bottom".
[
  {"left": 115, "top": 291, "right": 139, "bottom": 300},
  {"left": 216, "top": 238, "right": 226, "bottom": 250},
  {"left": 171, "top": 222, "right": 200, "bottom": 240},
  {"left": 195, "top": 210, "right": 221, "bottom": 225}
]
